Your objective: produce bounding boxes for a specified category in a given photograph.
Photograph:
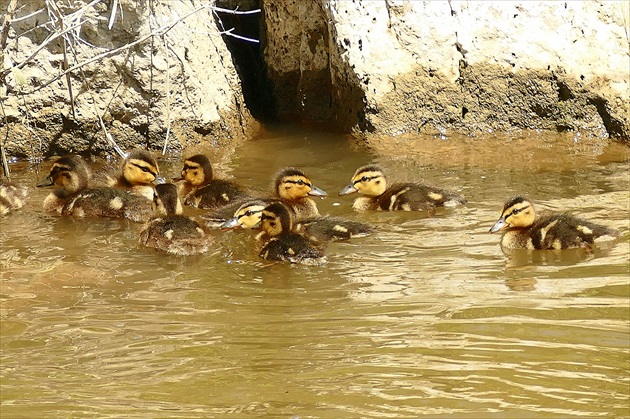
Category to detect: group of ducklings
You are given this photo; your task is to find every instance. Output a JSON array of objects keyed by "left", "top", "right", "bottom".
[{"left": 0, "top": 149, "right": 620, "bottom": 263}]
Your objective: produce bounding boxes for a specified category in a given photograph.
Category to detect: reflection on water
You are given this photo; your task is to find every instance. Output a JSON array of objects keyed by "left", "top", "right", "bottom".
[{"left": 1, "top": 125, "right": 629, "bottom": 418}]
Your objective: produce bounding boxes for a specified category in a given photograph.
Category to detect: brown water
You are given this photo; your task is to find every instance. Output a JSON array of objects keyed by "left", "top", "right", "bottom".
[{"left": 1, "top": 125, "right": 629, "bottom": 418}]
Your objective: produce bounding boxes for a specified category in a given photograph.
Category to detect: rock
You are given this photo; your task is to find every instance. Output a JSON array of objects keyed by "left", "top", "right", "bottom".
[
  {"left": 1, "top": 0, "right": 258, "bottom": 158},
  {"left": 261, "top": 0, "right": 629, "bottom": 143}
]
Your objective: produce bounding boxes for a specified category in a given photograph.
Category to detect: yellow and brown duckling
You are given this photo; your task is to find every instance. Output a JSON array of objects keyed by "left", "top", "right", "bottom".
[
  {"left": 174, "top": 154, "right": 250, "bottom": 210},
  {"left": 38, "top": 155, "right": 153, "bottom": 222},
  {"left": 257, "top": 202, "right": 326, "bottom": 264},
  {"left": 221, "top": 199, "right": 374, "bottom": 242},
  {"left": 139, "top": 183, "right": 213, "bottom": 256},
  {"left": 339, "top": 164, "right": 466, "bottom": 212},
  {"left": 0, "top": 180, "right": 28, "bottom": 216},
  {"left": 273, "top": 167, "right": 328, "bottom": 218},
  {"left": 489, "top": 196, "right": 620, "bottom": 250},
  {"left": 111, "top": 149, "right": 160, "bottom": 200}
]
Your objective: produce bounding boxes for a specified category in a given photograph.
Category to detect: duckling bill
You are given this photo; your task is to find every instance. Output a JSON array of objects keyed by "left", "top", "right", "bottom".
[
  {"left": 490, "top": 196, "right": 619, "bottom": 250},
  {"left": 339, "top": 164, "right": 466, "bottom": 212}
]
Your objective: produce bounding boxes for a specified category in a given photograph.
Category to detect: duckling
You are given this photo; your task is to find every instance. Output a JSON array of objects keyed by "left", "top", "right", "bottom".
[
  {"left": 273, "top": 167, "right": 328, "bottom": 218},
  {"left": 174, "top": 154, "right": 249, "bottom": 210},
  {"left": 489, "top": 196, "right": 620, "bottom": 250},
  {"left": 221, "top": 199, "right": 374, "bottom": 242},
  {"left": 139, "top": 183, "right": 213, "bottom": 256},
  {"left": 257, "top": 202, "right": 326, "bottom": 264},
  {"left": 0, "top": 180, "right": 28, "bottom": 216},
  {"left": 339, "top": 164, "right": 466, "bottom": 212},
  {"left": 111, "top": 149, "right": 160, "bottom": 200},
  {"left": 38, "top": 155, "right": 153, "bottom": 222}
]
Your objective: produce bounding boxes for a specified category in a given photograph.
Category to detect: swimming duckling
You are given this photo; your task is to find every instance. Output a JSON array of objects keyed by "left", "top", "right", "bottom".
[
  {"left": 222, "top": 199, "right": 373, "bottom": 242},
  {"left": 339, "top": 164, "right": 466, "bottom": 212},
  {"left": 257, "top": 202, "right": 326, "bottom": 264},
  {"left": 0, "top": 180, "right": 28, "bottom": 216},
  {"left": 174, "top": 154, "right": 249, "bottom": 210},
  {"left": 111, "top": 149, "right": 160, "bottom": 200},
  {"left": 139, "top": 183, "right": 213, "bottom": 256},
  {"left": 489, "top": 196, "right": 620, "bottom": 250},
  {"left": 273, "top": 167, "right": 328, "bottom": 218},
  {"left": 38, "top": 155, "right": 153, "bottom": 222}
]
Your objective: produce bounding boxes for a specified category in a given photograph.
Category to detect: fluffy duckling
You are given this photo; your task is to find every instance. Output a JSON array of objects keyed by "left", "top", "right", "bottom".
[
  {"left": 112, "top": 149, "right": 160, "bottom": 200},
  {"left": 222, "top": 199, "right": 373, "bottom": 242},
  {"left": 139, "top": 183, "right": 213, "bottom": 256},
  {"left": 489, "top": 196, "right": 620, "bottom": 250},
  {"left": 0, "top": 180, "right": 28, "bottom": 216},
  {"left": 174, "top": 154, "right": 249, "bottom": 210},
  {"left": 339, "top": 164, "right": 466, "bottom": 212},
  {"left": 38, "top": 155, "right": 153, "bottom": 222},
  {"left": 273, "top": 167, "right": 328, "bottom": 218},
  {"left": 257, "top": 202, "right": 326, "bottom": 264}
]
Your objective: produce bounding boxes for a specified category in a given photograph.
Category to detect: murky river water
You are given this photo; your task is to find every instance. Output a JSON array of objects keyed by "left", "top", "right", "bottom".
[{"left": 1, "top": 125, "right": 629, "bottom": 418}]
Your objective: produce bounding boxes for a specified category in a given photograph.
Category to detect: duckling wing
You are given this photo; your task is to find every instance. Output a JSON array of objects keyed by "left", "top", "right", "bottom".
[
  {"left": 376, "top": 183, "right": 466, "bottom": 211},
  {"left": 259, "top": 233, "right": 325, "bottom": 263},
  {"left": 63, "top": 188, "right": 152, "bottom": 222},
  {"left": 140, "top": 215, "right": 212, "bottom": 255},
  {"left": 185, "top": 180, "right": 249, "bottom": 210},
  {"left": 296, "top": 216, "right": 374, "bottom": 241},
  {"left": 530, "top": 214, "right": 619, "bottom": 249}
]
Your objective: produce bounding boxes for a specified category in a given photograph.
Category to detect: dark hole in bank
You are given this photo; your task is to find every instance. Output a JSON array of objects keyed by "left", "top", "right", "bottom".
[{"left": 214, "top": 1, "right": 276, "bottom": 121}]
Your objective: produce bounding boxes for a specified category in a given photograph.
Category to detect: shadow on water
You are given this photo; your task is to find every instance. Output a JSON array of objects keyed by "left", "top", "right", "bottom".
[{"left": 1, "top": 125, "right": 629, "bottom": 418}]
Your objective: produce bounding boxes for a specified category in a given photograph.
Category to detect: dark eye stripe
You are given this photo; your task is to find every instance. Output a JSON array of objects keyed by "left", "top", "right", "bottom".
[
  {"left": 285, "top": 179, "right": 311, "bottom": 187},
  {"left": 238, "top": 209, "right": 262, "bottom": 219},
  {"left": 132, "top": 163, "right": 156, "bottom": 176},
  {"left": 353, "top": 175, "right": 378, "bottom": 185}
]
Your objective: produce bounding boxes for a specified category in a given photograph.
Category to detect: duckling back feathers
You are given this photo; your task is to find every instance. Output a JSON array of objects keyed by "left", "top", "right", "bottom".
[
  {"left": 139, "top": 183, "right": 212, "bottom": 255},
  {"left": 0, "top": 181, "right": 29, "bottom": 216}
]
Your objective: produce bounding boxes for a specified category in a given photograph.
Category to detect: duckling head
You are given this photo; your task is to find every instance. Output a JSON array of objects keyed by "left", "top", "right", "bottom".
[
  {"left": 274, "top": 167, "right": 328, "bottom": 201},
  {"left": 260, "top": 202, "right": 292, "bottom": 237},
  {"left": 122, "top": 149, "right": 159, "bottom": 186},
  {"left": 490, "top": 196, "right": 536, "bottom": 233},
  {"left": 339, "top": 165, "right": 387, "bottom": 197},
  {"left": 37, "top": 155, "right": 91, "bottom": 195},
  {"left": 220, "top": 200, "right": 267, "bottom": 229},
  {"left": 153, "top": 183, "right": 183, "bottom": 216},
  {"left": 174, "top": 154, "right": 213, "bottom": 186}
]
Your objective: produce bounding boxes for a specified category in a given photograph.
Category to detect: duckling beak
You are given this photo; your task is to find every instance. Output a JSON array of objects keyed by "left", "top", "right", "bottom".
[
  {"left": 172, "top": 176, "right": 184, "bottom": 182},
  {"left": 36, "top": 177, "right": 54, "bottom": 187},
  {"left": 338, "top": 183, "right": 357, "bottom": 196},
  {"left": 489, "top": 217, "right": 507, "bottom": 233},
  {"left": 220, "top": 217, "right": 241, "bottom": 229},
  {"left": 308, "top": 185, "right": 328, "bottom": 197},
  {"left": 154, "top": 175, "right": 167, "bottom": 185}
]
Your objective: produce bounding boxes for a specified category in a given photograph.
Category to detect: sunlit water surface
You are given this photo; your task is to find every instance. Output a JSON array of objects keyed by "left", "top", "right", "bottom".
[{"left": 1, "top": 125, "right": 629, "bottom": 418}]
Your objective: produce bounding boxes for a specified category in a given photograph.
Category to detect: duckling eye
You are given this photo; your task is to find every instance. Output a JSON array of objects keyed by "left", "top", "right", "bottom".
[
  {"left": 361, "top": 176, "right": 369, "bottom": 182},
  {"left": 140, "top": 167, "right": 151, "bottom": 173},
  {"left": 296, "top": 179, "right": 305, "bottom": 185}
]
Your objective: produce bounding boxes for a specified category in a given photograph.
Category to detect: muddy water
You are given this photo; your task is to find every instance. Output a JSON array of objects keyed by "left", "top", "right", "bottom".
[{"left": 1, "top": 125, "right": 629, "bottom": 418}]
